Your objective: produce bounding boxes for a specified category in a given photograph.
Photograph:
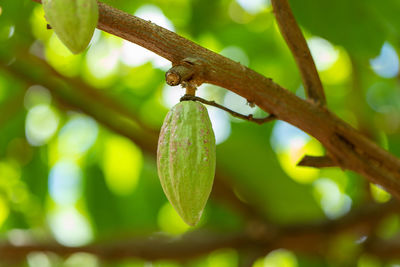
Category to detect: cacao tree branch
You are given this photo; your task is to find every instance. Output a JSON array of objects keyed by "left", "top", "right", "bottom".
[
  {"left": 270, "top": 0, "right": 326, "bottom": 105},
  {"left": 0, "top": 232, "right": 251, "bottom": 262},
  {"left": 0, "top": 201, "right": 398, "bottom": 262},
  {"left": 29, "top": 1, "right": 400, "bottom": 203},
  {"left": 180, "top": 94, "right": 276, "bottom": 125}
]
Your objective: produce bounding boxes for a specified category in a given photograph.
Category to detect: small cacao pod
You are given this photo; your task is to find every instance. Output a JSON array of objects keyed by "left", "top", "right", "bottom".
[
  {"left": 157, "top": 101, "right": 216, "bottom": 226},
  {"left": 42, "top": 0, "right": 98, "bottom": 54}
]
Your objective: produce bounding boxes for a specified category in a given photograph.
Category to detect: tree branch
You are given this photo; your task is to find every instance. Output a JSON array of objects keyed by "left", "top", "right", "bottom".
[
  {"left": 0, "top": 201, "right": 399, "bottom": 262},
  {"left": 29, "top": 0, "right": 400, "bottom": 204},
  {"left": 0, "top": 232, "right": 251, "bottom": 262},
  {"left": 271, "top": 0, "right": 326, "bottom": 105}
]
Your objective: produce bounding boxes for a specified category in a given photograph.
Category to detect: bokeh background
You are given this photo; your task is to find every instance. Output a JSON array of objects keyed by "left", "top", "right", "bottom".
[{"left": 1, "top": 0, "right": 400, "bottom": 266}]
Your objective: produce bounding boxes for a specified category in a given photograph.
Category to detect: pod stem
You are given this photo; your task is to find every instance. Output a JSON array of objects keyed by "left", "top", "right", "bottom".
[{"left": 185, "top": 83, "right": 196, "bottom": 96}]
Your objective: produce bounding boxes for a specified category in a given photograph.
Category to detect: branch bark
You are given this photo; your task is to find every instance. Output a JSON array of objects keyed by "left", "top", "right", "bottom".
[
  {"left": 271, "top": 0, "right": 326, "bottom": 105},
  {"left": 0, "top": 201, "right": 398, "bottom": 262}
]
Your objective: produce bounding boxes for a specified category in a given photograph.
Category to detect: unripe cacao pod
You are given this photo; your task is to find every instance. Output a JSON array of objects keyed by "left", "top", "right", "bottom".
[
  {"left": 42, "top": 0, "right": 98, "bottom": 54},
  {"left": 157, "top": 101, "right": 216, "bottom": 226}
]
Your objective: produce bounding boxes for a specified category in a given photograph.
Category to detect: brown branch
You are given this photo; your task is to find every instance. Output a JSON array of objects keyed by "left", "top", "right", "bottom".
[
  {"left": 165, "top": 63, "right": 195, "bottom": 86},
  {"left": 1, "top": 201, "right": 399, "bottom": 262},
  {"left": 180, "top": 94, "right": 276, "bottom": 125},
  {"left": 0, "top": 232, "right": 251, "bottom": 262},
  {"left": 297, "top": 155, "right": 336, "bottom": 168},
  {"left": 30, "top": 0, "right": 400, "bottom": 208},
  {"left": 271, "top": 0, "right": 326, "bottom": 105}
]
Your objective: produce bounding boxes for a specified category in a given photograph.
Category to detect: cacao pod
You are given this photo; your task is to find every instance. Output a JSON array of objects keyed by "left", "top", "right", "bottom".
[
  {"left": 157, "top": 101, "right": 216, "bottom": 226},
  {"left": 42, "top": 0, "right": 98, "bottom": 54}
]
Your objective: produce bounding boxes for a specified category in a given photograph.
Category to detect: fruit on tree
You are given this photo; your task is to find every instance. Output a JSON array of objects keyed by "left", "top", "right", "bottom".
[
  {"left": 42, "top": 0, "right": 98, "bottom": 54},
  {"left": 157, "top": 100, "right": 216, "bottom": 226}
]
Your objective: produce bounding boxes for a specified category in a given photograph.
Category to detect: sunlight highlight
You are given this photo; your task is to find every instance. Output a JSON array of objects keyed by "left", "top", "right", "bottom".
[
  {"left": 320, "top": 48, "right": 352, "bottom": 86},
  {"left": 27, "top": 252, "right": 52, "bottom": 267},
  {"left": 223, "top": 91, "right": 255, "bottom": 122},
  {"left": 307, "top": 37, "right": 339, "bottom": 71},
  {"left": 49, "top": 160, "right": 82, "bottom": 205},
  {"left": 25, "top": 104, "right": 59, "bottom": 146},
  {"left": 0, "top": 196, "right": 9, "bottom": 228},
  {"left": 157, "top": 202, "right": 190, "bottom": 235},
  {"left": 46, "top": 34, "right": 81, "bottom": 76},
  {"left": 135, "top": 5, "right": 175, "bottom": 31},
  {"left": 271, "top": 121, "right": 322, "bottom": 183},
  {"left": 118, "top": 5, "right": 174, "bottom": 70},
  {"left": 102, "top": 136, "right": 143, "bottom": 196},
  {"left": 313, "top": 178, "right": 352, "bottom": 219},
  {"left": 370, "top": 42, "right": 399, "bottom": 78},
  {"left": 48, "top": 207, "right": 93, "bottom": 247},
  {"left": 206, "top": 106, "right": 231, "bottom": 145},
  {"left": 271, "top": 121, "right": 310, "bottom": 152},
  {"left": 253, "top": 249, "right": 297, "bottom": 267},
  {"left": 30, "top": 6, "right": 52, "bottom": 42},
  {"left": 235, "top": 0, "right": 269, "bottom": 14},
  {"left": 85, "top": 37, "right": 120, "bottom": 81},
  {"left": 57, "top": 115, "right": 99, "bottom": 157},
  {"left": 64, "top": 253, "right": 99, "bottom": 267},
  {"left": 161, "top": 84, "right": 183, "bottom": 109},
  {"left": 370, "top": 183, "right": 391, "bottom": 203},
  {"left": 277, "top": 139, "right": 322, "bottom": 184},
  {"left": 120, "top": 40, "right": 170, "bottom": 70},
  {"left": 220, "top": 46, "right": 250, "bottom": 67},
  {"left": 207, "top": 249, "right": 238, "bottom": 267}
]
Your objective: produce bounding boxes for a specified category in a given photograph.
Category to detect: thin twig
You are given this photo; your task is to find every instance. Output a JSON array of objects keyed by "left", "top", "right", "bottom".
[
  {"left": 271, "top": 0, "right": 326, "bottom": 105},
  {"left": 297, "top": 155, "right": 336, "bottom": 168},
  {"left": 180, "top": 94, "right": 276, "bottom": 125}
]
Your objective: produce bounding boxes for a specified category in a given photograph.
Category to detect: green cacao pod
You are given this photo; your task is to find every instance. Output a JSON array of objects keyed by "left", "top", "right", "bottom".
[
  {"left": 157, "top": 101, "right": 216, "bottom": 226},
  {"left": 42, "top": 0, "right": 98, "bottom": 54}
]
